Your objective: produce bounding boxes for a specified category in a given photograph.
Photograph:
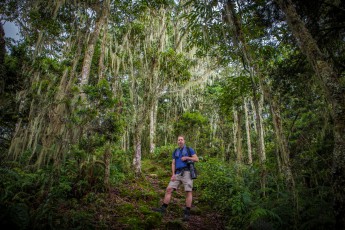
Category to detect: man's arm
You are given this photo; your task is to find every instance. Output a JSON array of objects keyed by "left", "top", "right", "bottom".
[
  {"left": 171, "top": 159, "right": 176, "bottom": 175},
  {"left": 190, "top": 154, "right": 199, "bottom": 162},
  {"left": 181, "top": 154, "right": 199, "bottom": 162},
  {"left": 171, "top": 159, "right": 176, "bottom": 181}
]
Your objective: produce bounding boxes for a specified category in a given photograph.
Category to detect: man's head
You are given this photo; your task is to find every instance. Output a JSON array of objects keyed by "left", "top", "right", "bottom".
[{"left": 177, "top": 135, "right": 185, "bottom": 148}]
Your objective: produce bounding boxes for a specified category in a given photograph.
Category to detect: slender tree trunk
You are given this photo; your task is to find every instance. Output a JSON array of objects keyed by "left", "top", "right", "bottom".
[
  {"left": 233, "top": 110, "right": 238, "bottom": 162},
  {"left": 250, "top": 98, "right": 257, "bottom": 132},
  {"left": 224, "top": 0, "right": 269, "bottom": 196},
  {"left": 275, "top": 0, "right": 345, "bottom": 226},
  {"left": 149, "top": 99, "right": 158, "bottom": 154},
  {"left": 244, "top": 98, "right": 253, "bottom": 165},
  {"left": 121, "top": 132, "right": 126, "bottom": 151},
  {"left": 43, "top": 34, "right": 85, "bottom": 168},
  {"left": 104, "top": 142, "right": 111, "bottom": 191},
  {"left": 0, "top": 22, "right": 5, "bottom": 95},
  {"left": 98, "top": 25, "right": 108, "bottom": 83},
  {"left": 225, "top": 142, "right": 231, "bottom": 162},
  {"left": 96, "top": 22, "right": 115, "bottom": 188},
  {"left": 237, "top": 108, "right": 243, "bottom": 163},
  {"left": 130, "top": 53, "right": 146, "bottom": 175},
  {"left": 80, "top": 5, "right": 108, "bottom": 92},
  {"left": 233, "top": 108, "right": 242, "bottom": 163},
  {"left": 225, "top": 1, "right": 266, "bottom": 163},
  {"left": 8, "top": 30, "right": 84, "bottom": 167},
  {"left": 257, "top": 94, "right": 266, "bottom": 161},
  {"left": 164, "top": 111, "right": 168, "bottom": 146},
  {"left": 249, "top": 84, "right": 266, "bottom": 164},
  {"left": 269, "top": 93, "right": 294, "bottom": 185},
  {"left": 133, "top": 125, "right": 143, "bottom": 175}
]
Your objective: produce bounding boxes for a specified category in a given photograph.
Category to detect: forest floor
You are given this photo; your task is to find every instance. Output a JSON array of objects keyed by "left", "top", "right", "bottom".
[
  {"left": 146, "top": 173, "right": 225, "bottom": 230},
  {"left": 103, "top": 158, "right": 225, "bottom": 229}
]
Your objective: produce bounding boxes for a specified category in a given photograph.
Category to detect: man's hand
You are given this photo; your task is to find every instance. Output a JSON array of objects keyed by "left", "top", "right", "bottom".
[
  {"left": 181, "top": 156, "right": 189, "bottom": 161},
  {"left": 171, "top": 175, "right": 176, "bottom": 181}
]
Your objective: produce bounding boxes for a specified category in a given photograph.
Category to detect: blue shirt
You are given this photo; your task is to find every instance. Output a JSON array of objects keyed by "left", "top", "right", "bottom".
[{"left": 172, "top": 146, "right": 195, "bottom": 170}]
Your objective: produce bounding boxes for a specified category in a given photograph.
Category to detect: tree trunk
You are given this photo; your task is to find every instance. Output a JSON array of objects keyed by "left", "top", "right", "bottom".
[
  {"left": 0, "top": 22, "right": 5, "bottom": 95},
  {"left": 80, "top": 5, "right": 108, "bottom": 92},
  {"left": 8, "top": 28, "right": 85, "bottom": 168},
  {"left": 275, "top": 0, "right": 345, "bottom": 226},
  {"left": 224, "top": 1, "right": 266, "bottom": 163},
  {"left": 250, "top": 98, "right": 257, "bottom": 132},
  {"left": 233, "top": 110, "right": 238, "bottom": 161},
  {"left": 268, "top": 91, "right": 295, "bottom": 188},
  {"left": 249, "top": 83, "right": 266, "bottom": 164},
  {"left": 244, "top": 98, "right": 253, "bottom": 165},
  {"left": 133, "top": 126, "right": 142, "bottom": 175},
  {"left": 149, "top": 99, "right": 158, "bottom": 154},
  {"left": 225, "top": 142, "right": 231, "bottom": 162},
  {"left": 237, "top": 108, "right": 243, "bottom": 163},
  {"left": 104, "top": 142, "right": 111, "bottom": 191},
  {"left": 98, "top": 25, "right": 108, "bottom": 83},
  {"left": 257, "top": 94, "right": 266, "bottom": 162},
  {"left": 224, "top": 0, "right": 268, "bottom": 195},
  {"left": 233, "top": 108, "right": 242, "bottom": 163}
]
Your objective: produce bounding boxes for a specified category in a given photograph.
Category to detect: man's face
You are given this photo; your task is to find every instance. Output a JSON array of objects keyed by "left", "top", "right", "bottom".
[{"left": 177, "top": 136, "right": 185, "bottom": 148}]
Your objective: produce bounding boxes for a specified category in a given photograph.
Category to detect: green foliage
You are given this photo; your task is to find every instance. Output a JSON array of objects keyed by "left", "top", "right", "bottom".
[
  {"left": 1, "top": 0, "right": 342, "bottom": 229},
  {"left": 298, "top": 198, "right": 334, "bottom": 229},
  {"left": 0, "top": 203, "right": 30, "bottom": 230},
  {"left": 110, "top": 167, "right": 164, "bottom": 229},
  {"left": 28, "top": 8, "right": 61, "bottom": 37},
  {"left": 151, "top": 145, "right": 176, "bottom": 161},
  {"left": 66, "top": 145, "right": 131, "bottom": 195},
  {"left": 84, "top": 79, "right": 118, "bottom": 109},
  {"left": 195, "top": 156, "right": 336, "bottom": 229},
  {"left": 196, "top": 159, "right": 251, "bottom": 214},
  {"left": 173, "top": 111, "right": 209, "bottom": 149},
  {"left": 0, "top": 43, "right": 29, "bottom": 153},
  {"left": 160, "top": 48, "right": 194, "bottom": 83},
  {"left": 195, "top": 158, "right": 286, "bottom": 229},
  {"left": 0, "top": 167, "right": 46, "bottom": 229},
  {"left": 217, "top": 70, "right": 253, "bottom": 114},
  {"left": 110, "top": 149, "right": 132, "bottom": 185},
  {"left": 0, "top": 149, "right": 134, "bottom": 229}
]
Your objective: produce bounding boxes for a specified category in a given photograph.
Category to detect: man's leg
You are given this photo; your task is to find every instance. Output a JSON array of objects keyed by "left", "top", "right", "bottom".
[
  {"left": 183, "top": 191, "right": 193, "bottom": 221},
  {"left": 153, "top": 183, "right": 178, "bottom": 214},
  {"left": 185, "top": 191, "right": 192, "bottom": 208},
  {"left": 163, "top": 187, "right": 174, "bottom": 204}
]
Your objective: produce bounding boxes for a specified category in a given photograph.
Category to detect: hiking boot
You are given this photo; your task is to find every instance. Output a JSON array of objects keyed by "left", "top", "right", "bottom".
[
  {"left": 182, "top": 209, "right": 190, "bottom": 221},
  {"left": 152, "top": 206, "right": 166, "bottom": 215}
]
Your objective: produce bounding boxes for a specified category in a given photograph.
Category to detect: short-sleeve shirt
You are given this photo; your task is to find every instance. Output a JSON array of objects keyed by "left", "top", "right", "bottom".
[{"left": 172, "top": 146, "right": 196, "bottom": 170}]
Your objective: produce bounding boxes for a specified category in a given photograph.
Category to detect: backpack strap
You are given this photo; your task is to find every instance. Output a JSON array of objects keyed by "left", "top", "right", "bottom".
[
  {"left": 173, "top": 148, "right": 179, "bottom": 159},
  {"left": 173, "top": 147, "right": 192, "bottom": 158},
  {"left": 186, "top": 146, "right": 191, "bottom": 157}
]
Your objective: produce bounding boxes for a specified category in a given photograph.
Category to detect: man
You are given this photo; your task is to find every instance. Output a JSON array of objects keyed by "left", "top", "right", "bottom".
[{"left": 154, "top": 135, "right": 199, "bottom": 221}]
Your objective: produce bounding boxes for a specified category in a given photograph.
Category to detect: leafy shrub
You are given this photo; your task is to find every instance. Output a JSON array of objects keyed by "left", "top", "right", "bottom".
[
  {"left": 0, "top": 203, "right": 30, "bottom": 230},
  {"left": 196, "top": 158, "right": 282, "bottom": 229},
  {"left": 152, "top": 144, "right": 175, "bottom": 159},
  {"left": 151, "top": 144, "right": 176, "bottom": 167},
  {"left": 0, "top": 167, "right": 45, "bottom": 229}
]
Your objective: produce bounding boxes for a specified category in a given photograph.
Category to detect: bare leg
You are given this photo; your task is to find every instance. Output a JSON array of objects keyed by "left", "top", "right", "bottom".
[
  {"left": 185, "top": 191, "right": 193, "bottom": 207},
  {"left": 163, "top": 187, "right": 174, "bottom": 204}
]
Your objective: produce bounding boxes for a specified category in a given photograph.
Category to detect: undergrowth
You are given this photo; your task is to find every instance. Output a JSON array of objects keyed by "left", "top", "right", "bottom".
[{"left": 0, "top": 145, "right": 335, "bottom": 229}]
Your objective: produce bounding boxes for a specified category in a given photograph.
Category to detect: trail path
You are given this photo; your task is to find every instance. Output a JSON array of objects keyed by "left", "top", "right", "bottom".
[{"left": 146, "top": 174, "right": 225, "bottom": 230}]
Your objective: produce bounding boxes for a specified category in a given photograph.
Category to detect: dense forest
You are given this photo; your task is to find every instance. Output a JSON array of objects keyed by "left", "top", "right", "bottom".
[{"left": 1, "top": 0, "right": 344, "bottom": 229}]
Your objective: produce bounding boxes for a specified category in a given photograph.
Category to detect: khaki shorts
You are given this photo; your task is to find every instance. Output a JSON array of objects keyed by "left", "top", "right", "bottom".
[{"left": 168, "top": 171, "right": 193, "bottom": 192}]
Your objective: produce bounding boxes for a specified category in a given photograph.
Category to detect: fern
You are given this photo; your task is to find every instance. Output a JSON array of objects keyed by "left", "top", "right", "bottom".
[{"left": 249, "top": 207, "right": 282, "bottom": 224}]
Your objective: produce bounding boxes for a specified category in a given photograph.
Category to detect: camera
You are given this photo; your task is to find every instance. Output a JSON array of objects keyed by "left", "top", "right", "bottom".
[{"left": 187, "top": 160, "right": 197, "bottom": 179}]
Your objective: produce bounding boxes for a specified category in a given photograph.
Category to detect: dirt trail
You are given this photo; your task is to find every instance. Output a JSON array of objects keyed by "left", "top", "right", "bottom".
[{"left": 146, "top": 174, "right": 225, "bottom": 230}]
